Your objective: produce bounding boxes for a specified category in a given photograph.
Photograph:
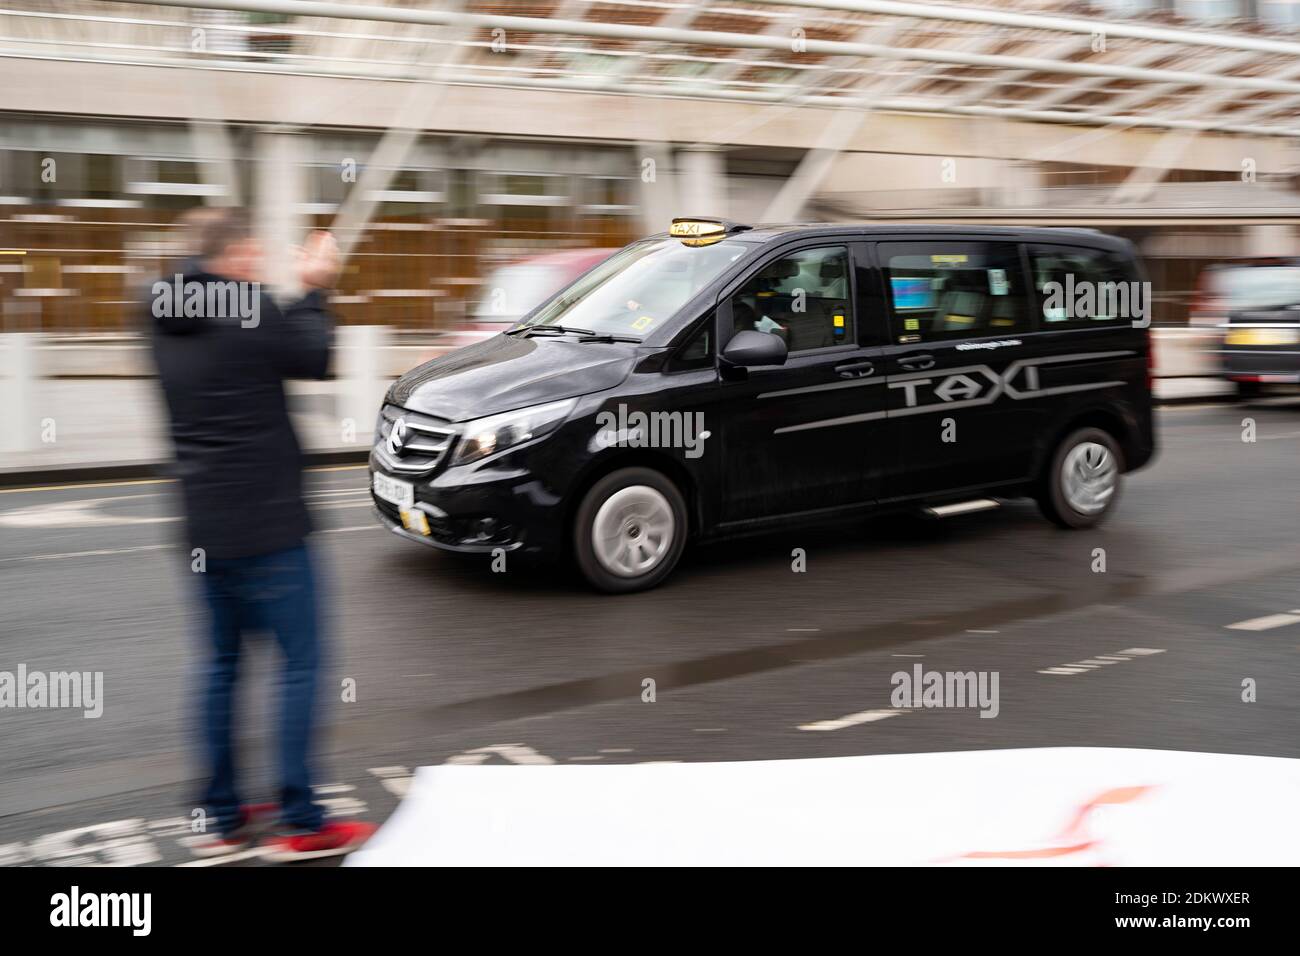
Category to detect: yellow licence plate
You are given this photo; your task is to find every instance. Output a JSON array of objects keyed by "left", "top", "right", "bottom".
[
  {"left": 400, "top": 509, "right": 431, "bottom": 536},
  {"left": 1226, "top": 327, "right": 1298, "bottom": 346}
]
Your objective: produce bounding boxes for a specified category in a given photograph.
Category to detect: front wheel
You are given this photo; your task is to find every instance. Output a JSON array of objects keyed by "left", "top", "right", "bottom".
[
  {"left": 1036, "top": 427, "right": 1124, "bottom": 529},
  {"left": 573, "top": 467, "right": 688, "bottom": 593}
]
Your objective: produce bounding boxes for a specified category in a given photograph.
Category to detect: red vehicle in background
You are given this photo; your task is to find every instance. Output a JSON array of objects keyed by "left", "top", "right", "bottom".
[{"left": 469, "top": 248, "right": 618, "bottom": 333}]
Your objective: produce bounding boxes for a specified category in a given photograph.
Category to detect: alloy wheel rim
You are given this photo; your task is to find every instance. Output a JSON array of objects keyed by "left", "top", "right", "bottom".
[
  {"left": 1061, "top": 441, "right": 1117, "bottom": 515},
  {"left": 592, "top": 485, "right": 675, "bottom": 577}
]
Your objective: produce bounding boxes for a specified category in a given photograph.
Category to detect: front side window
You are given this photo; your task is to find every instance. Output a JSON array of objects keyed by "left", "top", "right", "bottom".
[
  {"left": 729, "top": 246, "right": 852, "bottom": 353},
  {"left": 522, "top": 238, "right": 748, "bottom": 338},
  {"left": 881, "top": 241, "right": 1029, "bottom": 342},
  {"left": 669, "top": 316, "right": 714, "bottom": 371}
]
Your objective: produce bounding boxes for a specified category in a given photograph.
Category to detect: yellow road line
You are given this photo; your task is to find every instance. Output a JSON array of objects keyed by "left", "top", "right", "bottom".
[{"left": 0, "top": 477, "right": 170, "bottom": 495}]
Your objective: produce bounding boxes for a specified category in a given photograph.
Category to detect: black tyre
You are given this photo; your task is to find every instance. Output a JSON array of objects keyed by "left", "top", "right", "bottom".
[
  {"left": 573, "top": 467, "right": 688, "bottom": 593},
  {"left": 1235, "top": 380, "right": 1264, "bottom": 401},
  {"left": 1036, "top": 427, "right": 1124, "bottom": 530}
]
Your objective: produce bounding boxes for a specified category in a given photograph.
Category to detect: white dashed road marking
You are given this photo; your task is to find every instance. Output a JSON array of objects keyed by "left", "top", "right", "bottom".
[
  {"left": 1225, "top": 612, "right": 1300, "bottom": 632},
  {"left": 0, "top": 495, "right": 177, "bottom": 529},
  {"left": 177, "top": 847, "right": 269, "bottom": 868},
  {"left": 0, "top": 525, "right": 378, "bottom": 565},
  {"left": 444, "top": 743, "right": 556, "bottom": 766},
  {"left": 799, "top": 708, "right": 905, "bottom": 732},
  {"left": 368, "top": 766, "right": 414, "bottom": 798},
  {"left": 0, "top": 543, "right": 170, "bottom": 565},
  {"left": 1038, "top": 647, "right": 1165, "bottom": 676}
]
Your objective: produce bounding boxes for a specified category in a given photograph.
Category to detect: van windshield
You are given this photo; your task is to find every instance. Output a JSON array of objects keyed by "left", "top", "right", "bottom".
[
  {"left": 518, "top": 238, "right": 749, "bottom": 337},
  {"left": 1215, "top": 265, "right": 1300, "bottom": 313}
]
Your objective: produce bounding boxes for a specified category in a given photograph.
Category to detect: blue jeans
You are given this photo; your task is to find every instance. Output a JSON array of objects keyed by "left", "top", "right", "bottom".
[{"left": 198, "top": 543, "right": 325, "bottom": 835}]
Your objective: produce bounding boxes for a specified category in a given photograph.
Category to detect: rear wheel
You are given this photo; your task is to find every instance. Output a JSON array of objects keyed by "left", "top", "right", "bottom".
[
  {"left": 1036, "top": 427, "right": 1124, "bottom": 529},
  {"left": 573, "top": 467, "right": 687, "bottom": 593}
]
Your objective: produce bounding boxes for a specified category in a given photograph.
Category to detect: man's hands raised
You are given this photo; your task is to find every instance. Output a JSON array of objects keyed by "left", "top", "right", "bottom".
[{"left": 296, "top": 230, "right": 342, "bottom": 291}]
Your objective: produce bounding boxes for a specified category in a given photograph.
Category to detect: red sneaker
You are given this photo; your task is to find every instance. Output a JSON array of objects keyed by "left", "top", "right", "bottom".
[
  {"left": 262, "top": 821, "right": 377, "bottom": 863},
  {"left": 185, "top": 803, "right": 277, "bottom": 858}
]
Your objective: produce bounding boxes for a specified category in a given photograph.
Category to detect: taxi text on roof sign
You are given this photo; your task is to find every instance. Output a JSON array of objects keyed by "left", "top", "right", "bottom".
[
  {"left": 669, "top": 218, "right": 731, "bottom": 246},
  {"left": 669, "top": 218, "right": 726, "bottom": 239}
]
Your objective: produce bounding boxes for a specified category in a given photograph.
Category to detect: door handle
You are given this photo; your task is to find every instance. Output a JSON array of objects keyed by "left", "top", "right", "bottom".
[
  {"left": 834, "top": 360, "right": 875, "bottom": 379},
  {"left": 898, "top": 354, "right": 936, "bottom": 371}
]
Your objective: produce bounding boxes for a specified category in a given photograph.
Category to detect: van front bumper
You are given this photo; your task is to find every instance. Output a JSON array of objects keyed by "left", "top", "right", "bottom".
[{"left": 368, "top": 450, "right": 564, "bottom": 556}]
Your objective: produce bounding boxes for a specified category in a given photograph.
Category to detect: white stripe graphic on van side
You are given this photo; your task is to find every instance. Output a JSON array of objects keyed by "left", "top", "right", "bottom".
[
  {"left": 771, "top": 350, "right": 1137, "bottom": 435},
  {"left": 758, "top": 377, "right": 885, "bottom": 400},
  {"left": 775, "top": 409, "right": 890, "bottom": 434}
]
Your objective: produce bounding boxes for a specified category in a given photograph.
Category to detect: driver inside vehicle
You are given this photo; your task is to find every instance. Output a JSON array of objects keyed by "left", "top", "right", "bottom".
[{"left": 730, "top": 246, "right": 851, "bottom": 351}]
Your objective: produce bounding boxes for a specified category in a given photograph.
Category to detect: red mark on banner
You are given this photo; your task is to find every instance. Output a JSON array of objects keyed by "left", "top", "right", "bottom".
[{"left": 942, "top": 785, "right": 1154, "bottom": 865}]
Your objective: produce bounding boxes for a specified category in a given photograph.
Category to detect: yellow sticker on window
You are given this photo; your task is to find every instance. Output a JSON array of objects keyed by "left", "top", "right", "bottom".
[
  {"left": 631, "top": 315, "right": 654, "bottom": 331},
  {"left": 833, "top": 314, "right": 845, "bottom": 327},
  {"left": 904, "top": 317, "right": 920, "bottom": 331},
  {"left": 946, "top": 314, "right": 975, "bottom": 325},
  {"left": 931, "top": 254, "right": 968, "bottom": 265}
]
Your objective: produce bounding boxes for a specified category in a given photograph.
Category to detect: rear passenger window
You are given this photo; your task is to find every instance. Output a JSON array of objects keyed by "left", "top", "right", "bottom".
[
  {"left": 881, "top": 242, "right": 1030, "bottom": 342},
  {"left": 1029, "top": 244, "right": 1141, "bottom": 327},
  {"left": 730, "top": 246, "right": 852, "bottom": 353}
]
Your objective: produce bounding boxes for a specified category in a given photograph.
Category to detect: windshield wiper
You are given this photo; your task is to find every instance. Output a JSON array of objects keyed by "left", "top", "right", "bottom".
[
  {"left": 577, "top": 333, "right": 642, "bottom": 343},
  {"left": 514, "top": 324, "right": 599, "bottom": 337},
  {"left": 506, "top": 324, "right": 641, "bottom": 343}
]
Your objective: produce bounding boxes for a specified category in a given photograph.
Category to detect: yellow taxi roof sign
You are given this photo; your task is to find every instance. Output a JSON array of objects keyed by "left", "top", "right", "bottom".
[{"left": 669, "top": 218, "right": 749, "bottom": 245}]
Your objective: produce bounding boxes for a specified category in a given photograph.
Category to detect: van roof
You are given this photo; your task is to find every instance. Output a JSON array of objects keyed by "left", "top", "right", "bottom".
[{"left": 655, "top": 221, "right": 1131, "bottom": 251}]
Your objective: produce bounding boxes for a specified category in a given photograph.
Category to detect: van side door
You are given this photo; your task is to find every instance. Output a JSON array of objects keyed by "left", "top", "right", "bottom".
[
  {"left": 715, "top": 242, "right": 891, "bottom": 524},
  {"left": 877, "top": 239, "right": 1039, "bottom": 500}
]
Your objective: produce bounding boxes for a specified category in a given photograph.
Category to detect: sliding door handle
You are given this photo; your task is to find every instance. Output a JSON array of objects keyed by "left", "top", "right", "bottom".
[
  {"left": 834, "top": 360, "right": 875, "bottom": 379},
  {"left": 898, "top": 354, "right": 936, "bottom": 371}
]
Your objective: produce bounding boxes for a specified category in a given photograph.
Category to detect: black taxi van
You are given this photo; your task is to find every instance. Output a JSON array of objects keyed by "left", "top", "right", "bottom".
[
  {"left": 1211, "top": 261, "right": 1300, "bottom": 397},
  {"left": 370, "top": 219, "right": 1155, "bottom": 593}
]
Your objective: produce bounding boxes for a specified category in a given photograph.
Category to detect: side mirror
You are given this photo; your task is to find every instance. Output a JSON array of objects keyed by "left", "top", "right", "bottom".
[{"left": 721, "top": 329, "right": 787, "bottom": 368}]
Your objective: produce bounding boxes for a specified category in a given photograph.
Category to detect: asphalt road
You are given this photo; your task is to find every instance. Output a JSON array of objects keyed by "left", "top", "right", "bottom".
[{"left": 2, "top": 400, "right": 1298, "bottom": 866}]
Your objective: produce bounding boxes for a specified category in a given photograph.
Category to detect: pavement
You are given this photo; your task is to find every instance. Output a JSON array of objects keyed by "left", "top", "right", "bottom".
[
  {"left": 0, "top": 326, "right": 1237, "bottom": 486},
  {"left": 0, "top": 377, "right": 1238, "bottom": 488},
  {"left": 0, "top": 378, "right": 380, "bottom": 485},
  {"left": 0, "top": 373, "right": 1234, "bottom": 486},
  {"left": 0, "top": 399, "right": 1297, "bottom": 866}
]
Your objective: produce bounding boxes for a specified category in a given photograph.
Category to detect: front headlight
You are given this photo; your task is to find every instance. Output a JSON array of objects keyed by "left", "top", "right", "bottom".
[{"left": 449, "top": 397, "right": 578, "bottom": 467}]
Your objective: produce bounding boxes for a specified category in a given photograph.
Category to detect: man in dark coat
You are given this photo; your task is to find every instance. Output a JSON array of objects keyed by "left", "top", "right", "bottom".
[{"left": 149, "top": 208, "right": 374, "bottom": 861}]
